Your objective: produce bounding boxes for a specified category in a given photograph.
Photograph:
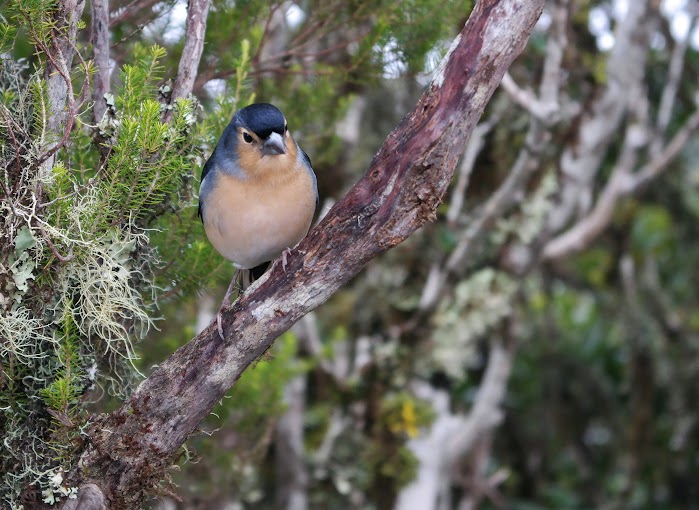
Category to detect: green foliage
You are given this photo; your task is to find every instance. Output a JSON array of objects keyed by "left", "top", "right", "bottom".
[
  {"left": 0, "top": 30, "right": 203, "bottom": 504},
  {"left": 363, "top": 444, "right": 419, "bottom": 491},
  {"left": 378, "top": 391, "right": 435, "bottom": 440},
  {"left": 572, "top": 247, "right": 614, "bottom": 287},
  {"left": 0, "top": 20, "right": 17, "bottom": 54},
  {"left": 40, "top": 312, "right": 84, "bottom": 415},
  {"left": 2, "top": 0, "right": 57, "bottom": 52},
  {"left": 375, "top": 0, "right": 473, "bottom": 73},
  {"left": 631, "top": 204, "right": 674, "bottom": 256}
]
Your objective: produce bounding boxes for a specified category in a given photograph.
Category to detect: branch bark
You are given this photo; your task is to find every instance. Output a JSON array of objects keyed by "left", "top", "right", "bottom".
[
  {"left": 63, "top": 1, "right": 545, "bottom": 507},
  {"left": 165, "top": 0, "right": 211, "bottom": 118},
  {"left": 91, "top": 0, "right": 110, "bottom": 124},
  {"left": 40, "top": 0, "right": 86, "bottom": 176},
  {"left": 546, "top": 0, "right": 657, "bottom": 234}
]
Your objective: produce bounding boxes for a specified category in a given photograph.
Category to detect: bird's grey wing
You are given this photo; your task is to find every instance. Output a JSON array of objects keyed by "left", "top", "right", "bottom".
[
  {"left": 300, "top": 148, "right": 318, "bottom": 208},
  {"left": 198, "top": 158, "right": 215, "bottom": 221}
]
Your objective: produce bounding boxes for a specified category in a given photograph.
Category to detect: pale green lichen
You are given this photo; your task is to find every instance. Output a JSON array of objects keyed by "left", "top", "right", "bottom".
[
  {"left": 0, "top": 40, "right": 199, "bottom": 506},
  {"left": 431, "top": 269, "right": 517, "bottom": 379},
  {"left": 494, "top": 171, "right": 557, "bottom": 244}
]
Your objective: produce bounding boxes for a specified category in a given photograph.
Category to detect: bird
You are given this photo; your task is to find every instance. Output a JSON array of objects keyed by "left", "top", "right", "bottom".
[{"left": 198, "top": 103, "right": 318, "bottom": 339}]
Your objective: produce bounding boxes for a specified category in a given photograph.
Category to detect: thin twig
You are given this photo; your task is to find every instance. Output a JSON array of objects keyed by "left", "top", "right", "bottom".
[{"left": 37, "top": 223, "right": 75, "bottom": 263}]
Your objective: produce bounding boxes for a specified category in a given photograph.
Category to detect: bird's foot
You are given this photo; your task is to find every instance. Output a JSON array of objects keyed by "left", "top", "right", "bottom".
[
  {"left": 216, "top": 270, "right": 240, "bottom": 340},
  {"left": 281, "top": 247, "right": 293, "bottom": 272},
  {"left": 216, "top": 310, "right": 225, "bottom": 340}
]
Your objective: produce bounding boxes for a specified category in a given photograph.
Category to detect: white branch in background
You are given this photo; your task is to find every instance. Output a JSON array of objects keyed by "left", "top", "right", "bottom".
[
  {"left": 167, "top": 0, "right": 211, "bottom": 112},
  {"left": 628, "top": 109, "right": 699, "bottom": 192},
  {"left": 393, "top": 383, "right": 457, "bottom": 510},
  {"left": 543, "top": 108, "right": 699, "bottom": 260},
  {"left": 500, "top": 0, "right": 572, "bottom": 123},
  {"left": 445, "top": 343, "right": 513, "bottom": 466},
  {"left": 500, "top": 73, "right": 560, "bottom": 122},
  {"left": 547, "top": 0, "right": 656, "bottom": 234},
  {"left": 275, "top": 374, "right": 308, "bottom": 510},
  {"left": 394, "top": 343, "right": 514, "bottom": 510},
  {"left": 652, "top": 7, "right": 698, "bottom": 154},
  {"left": 446, "top": 117, "right": 499, "bottom": 225}
]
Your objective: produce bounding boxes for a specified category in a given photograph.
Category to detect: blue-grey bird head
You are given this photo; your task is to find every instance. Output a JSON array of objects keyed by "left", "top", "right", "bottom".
[
  {"left": 198, "top": 103, "right": 303, "bottom": 219},
  {"left": 235, "top": 103, "right": 287, "bottom": 156},
  {"left": 200, "top": 103, "right": 288, "bottom": 182}
]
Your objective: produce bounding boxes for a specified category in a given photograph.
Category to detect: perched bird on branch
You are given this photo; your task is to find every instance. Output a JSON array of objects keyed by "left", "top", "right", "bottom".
[{"left": 198, "top": 103, "right": 318, "bottom": 338}]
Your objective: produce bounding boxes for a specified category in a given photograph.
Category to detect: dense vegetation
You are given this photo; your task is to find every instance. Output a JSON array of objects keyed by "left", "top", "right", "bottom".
[{"left": 1, "top": 0, "right": 698, "bottom": 508}]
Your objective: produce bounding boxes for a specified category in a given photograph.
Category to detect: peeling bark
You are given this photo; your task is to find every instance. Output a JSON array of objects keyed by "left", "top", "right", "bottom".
[{"left": 61, "top": 1, "right": 545, "bottom": 507}]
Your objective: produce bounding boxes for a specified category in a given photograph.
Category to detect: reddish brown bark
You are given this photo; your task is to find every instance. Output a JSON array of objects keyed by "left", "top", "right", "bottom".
[{"left": 62, "top": 1, "right": 545, "bottom": 507}]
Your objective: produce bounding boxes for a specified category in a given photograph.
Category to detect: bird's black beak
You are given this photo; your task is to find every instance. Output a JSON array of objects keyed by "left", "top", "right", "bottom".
[{"left": 262, "top": 132, "right": 286, "bottom": 156}]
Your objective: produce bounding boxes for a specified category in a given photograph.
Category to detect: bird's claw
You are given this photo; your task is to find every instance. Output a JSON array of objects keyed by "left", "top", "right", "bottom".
[
  {"left": 215, "top": 271, "right": 238, "bottom": 341},
  {"left": 216, "top": 312, "right": 225, "bottom": 340},
  {"left": 281, "top": 247, "right": 293, "bottom": 272}
]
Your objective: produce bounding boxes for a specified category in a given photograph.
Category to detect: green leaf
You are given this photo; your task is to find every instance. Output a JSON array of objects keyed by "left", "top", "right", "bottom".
[
  {"left": 14, "top": 226, "right": 36, "bottom": 252},
  {"left": 630, "top": 205, "right": 673, "bottom": 254}
]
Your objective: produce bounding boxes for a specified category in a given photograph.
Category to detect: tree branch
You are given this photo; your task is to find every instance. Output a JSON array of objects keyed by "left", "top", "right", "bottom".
[
  {"left": 91, "top": 0, "right": 111, "bottom": 124},
  {"left": 65, "top": 1, "right": 545, "bottom": 507},
  {"left": 546, "top": 0, "right": 657, "bottom": 234},
  {"left": 165, "top": 0, "right": 211, "bottom": 117},
  {"left": 394, "top": 339, "right": 515, "bottom": 510},
  {"left": 39, "top": 0, "right": 86, "bottom": 174},
  {"left": 651, "top": 7, "right": 697, "bottom": 155},
  {"left": 543, "top": 108, "right": 699, "bottom": 260}
]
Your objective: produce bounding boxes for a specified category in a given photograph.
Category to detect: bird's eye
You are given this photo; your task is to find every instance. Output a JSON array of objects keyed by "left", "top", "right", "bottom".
[
  {"left": 284, "top": 124, "right": 288, "bottom": 133},
  {"left": 243, "top": 132, "right": 253, "bottom": 143}
]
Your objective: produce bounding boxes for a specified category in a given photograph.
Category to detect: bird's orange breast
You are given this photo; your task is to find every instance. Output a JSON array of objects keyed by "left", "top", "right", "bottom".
[{"left": 202, "top": 160, "right": 316, "bottom": 269}]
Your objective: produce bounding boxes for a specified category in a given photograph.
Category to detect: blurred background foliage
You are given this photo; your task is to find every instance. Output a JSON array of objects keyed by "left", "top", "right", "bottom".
[{"left": 2, "top": 0, "right": 699, "bottom": 508}]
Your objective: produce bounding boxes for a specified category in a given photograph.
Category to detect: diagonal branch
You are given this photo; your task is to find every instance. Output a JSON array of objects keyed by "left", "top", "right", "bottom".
[
  {"left": 65, "top": 1, "right": 546, "bottom": 508},
  {"left": 419, "top": 0, "right": 571, "bottom": 311}
]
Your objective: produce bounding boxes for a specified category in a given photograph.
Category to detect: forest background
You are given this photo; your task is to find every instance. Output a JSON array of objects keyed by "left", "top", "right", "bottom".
[{"left": 1, "top": 0, "right": 699, "bottom": 509}]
